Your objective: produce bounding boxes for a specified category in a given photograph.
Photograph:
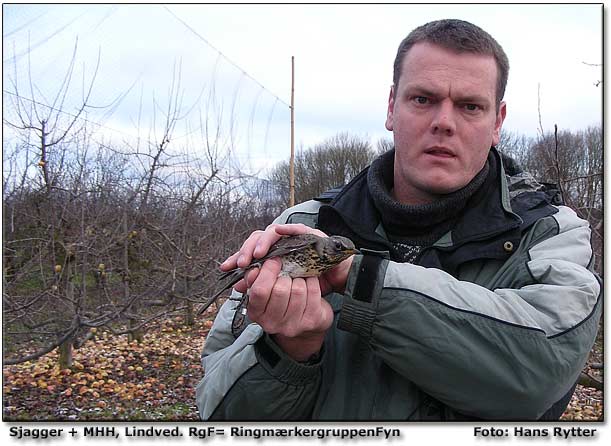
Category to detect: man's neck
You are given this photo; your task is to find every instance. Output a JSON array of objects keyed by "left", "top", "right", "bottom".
[{"left": 390, "top": 184, "right": 440, "bottom": 206}]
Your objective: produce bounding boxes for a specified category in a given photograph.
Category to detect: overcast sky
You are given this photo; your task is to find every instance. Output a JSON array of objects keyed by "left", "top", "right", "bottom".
[{"left": 2, "top": 3, "right": 603, "bottom": 175}]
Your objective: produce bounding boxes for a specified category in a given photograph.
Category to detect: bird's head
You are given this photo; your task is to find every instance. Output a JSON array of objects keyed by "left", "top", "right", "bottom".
[{"left": 320, "top": 235, "right": 360, "bottom": 265}]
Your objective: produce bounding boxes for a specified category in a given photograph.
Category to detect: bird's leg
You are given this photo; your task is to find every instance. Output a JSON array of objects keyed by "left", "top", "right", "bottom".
[
  {"left": 230, "top": 292, "right": 251, "bottom": 335},
  {"left": 231, "top": 292, "right": 249, "bottom": 313},
  {"left": 240, "top": 293, "right": 249, "bottom": 315}
]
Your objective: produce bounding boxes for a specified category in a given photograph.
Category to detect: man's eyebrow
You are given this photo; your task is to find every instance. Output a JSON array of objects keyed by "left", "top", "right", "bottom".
[
  {"left": 403, "top": 85, "right": 440, "bottom": 98},
  {"left": 454, "top": 94, "right": 490, "bottom": 104}
]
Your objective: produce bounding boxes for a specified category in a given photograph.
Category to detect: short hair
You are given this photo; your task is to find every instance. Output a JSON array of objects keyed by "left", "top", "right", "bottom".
[{"left": 393, "top": 19, "right": 509, "bottom": 108}]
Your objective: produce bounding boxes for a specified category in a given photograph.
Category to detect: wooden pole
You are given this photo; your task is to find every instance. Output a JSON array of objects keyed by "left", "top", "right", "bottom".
[{"left": 289, "top": 56, "right": 295, "bottom": 207}]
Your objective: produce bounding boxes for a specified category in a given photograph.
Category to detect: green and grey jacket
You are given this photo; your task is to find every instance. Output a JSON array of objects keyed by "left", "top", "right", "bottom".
[{"left": 195, "top": 148, "right": 601, "bottom": 421}]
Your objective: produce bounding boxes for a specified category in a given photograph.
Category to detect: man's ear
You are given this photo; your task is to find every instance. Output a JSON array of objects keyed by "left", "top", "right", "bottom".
[
  {"left": 385, "top": 85, "right": 395, "bottom": 131},
  {"left": 492, "top": 101, "right": 507, "bottom": 146}
]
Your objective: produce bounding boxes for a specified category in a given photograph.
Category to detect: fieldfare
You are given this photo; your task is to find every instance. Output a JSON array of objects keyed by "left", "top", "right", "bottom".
[{"left": 197, "top": 234, "right": 359, "bottom": 316}]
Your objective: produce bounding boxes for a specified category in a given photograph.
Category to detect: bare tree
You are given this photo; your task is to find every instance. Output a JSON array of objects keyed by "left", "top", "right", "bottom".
[
  {"left": 2, "top": 39, "right": 118, "bottom": 367},
  {"left": 269, "top": 132, "right": 377, "bottom": 205},
  {"left": 376, "top": 137, "right": 394, "bottom": 155}
]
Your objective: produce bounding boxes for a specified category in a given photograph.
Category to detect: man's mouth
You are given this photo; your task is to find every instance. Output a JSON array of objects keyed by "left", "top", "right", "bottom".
[{"left": 425, "top": 147, "right": 456, "bottom": 158}]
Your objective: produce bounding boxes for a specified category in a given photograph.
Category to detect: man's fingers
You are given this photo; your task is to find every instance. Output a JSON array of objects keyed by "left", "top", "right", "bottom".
[
  {"left": 220, "top": 230, "right": 263, "bottom": 270},
  {"left": 246, "top": 258, "right": 282, "bottom": 317},
  {"left": 274, "top": 223, "right": 327, "bottom": 238},
  {"left": 243, "top": 267, "right": 261, "bottom": 288},
  {"left": 236, "top": 229, "right": 267, "bottom": 268},
  {"left": 220, "top": 250, "right": 241, "bottom": 271},
  {"left": 260, "top": 276, "right": 293, "bottom": 330},
  {"left": 284, "top": 278, "right": 308, "bottom": 319},
  {"left": 280, "top": 278, "right": 308, "bottom": 337},
  {"left": 232, "top": 278, "right": 247, "bottom": 293},
  {"left": 252, "top": 225, "right": 284, "bottom": 259},
  {"left": 220, "top": 225, "right": 281, "bottom": 270}
]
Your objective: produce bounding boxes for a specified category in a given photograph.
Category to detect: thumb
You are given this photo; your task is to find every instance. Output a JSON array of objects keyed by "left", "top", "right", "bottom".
[{"left": 321, "top": 256, "right": 354, "bottom": 295}]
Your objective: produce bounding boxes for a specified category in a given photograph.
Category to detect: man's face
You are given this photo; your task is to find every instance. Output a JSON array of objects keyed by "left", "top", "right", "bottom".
[{"left": 385, "top": 42, "right": 506, "bottom": 204}]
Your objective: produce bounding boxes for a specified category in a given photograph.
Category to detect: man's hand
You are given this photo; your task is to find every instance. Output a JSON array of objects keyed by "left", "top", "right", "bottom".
[{"left": 219, "top": 224, "right": 354, "bottom": 361}]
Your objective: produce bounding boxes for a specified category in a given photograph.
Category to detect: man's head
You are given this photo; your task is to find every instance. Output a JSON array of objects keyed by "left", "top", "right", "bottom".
[
  {"left": 392, "top": 19, "right": 509, "bottom": 110},
  {"left": 385, "top": 19, "right": 508, "bottom": 205}
]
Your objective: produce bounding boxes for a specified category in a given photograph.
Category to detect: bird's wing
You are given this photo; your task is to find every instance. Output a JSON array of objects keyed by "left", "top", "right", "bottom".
[
  {"left": 258, "top": 234, "right": 319, "bottom": 261},
  {"left": 212, "top": 236, "right": 314, "bottom": 290},
  {"left": 213, "top": 236, "right": 315, "bottom": 294}
]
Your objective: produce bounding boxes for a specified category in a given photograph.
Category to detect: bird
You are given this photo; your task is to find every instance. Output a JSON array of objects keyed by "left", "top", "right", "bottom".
[{"left": 197, "top": 234, "right": 359, "bottom": 316}]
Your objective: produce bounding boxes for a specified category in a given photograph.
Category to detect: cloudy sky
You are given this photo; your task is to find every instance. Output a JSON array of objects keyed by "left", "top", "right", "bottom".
[{"left": 2, "top": 3, "right": 603, "bottom": 175}]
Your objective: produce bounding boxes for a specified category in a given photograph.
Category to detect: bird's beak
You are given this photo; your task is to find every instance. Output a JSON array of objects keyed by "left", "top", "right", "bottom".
[{"left": 346, "top": 248, "right": 360, "bottom": 255}]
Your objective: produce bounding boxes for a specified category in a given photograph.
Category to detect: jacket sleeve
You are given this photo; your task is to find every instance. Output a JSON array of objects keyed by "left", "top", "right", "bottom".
[
  {"left": 195, "top": 293, "right": 324, "bottom": 420},
  {"left": 337, "top": 205, "right": 602, "bottom": 419}
]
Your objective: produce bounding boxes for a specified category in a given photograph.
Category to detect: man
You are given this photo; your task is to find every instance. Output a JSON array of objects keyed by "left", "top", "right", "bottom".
[{"left": 195, "top": 19, "right": 601, "bottom": 420}]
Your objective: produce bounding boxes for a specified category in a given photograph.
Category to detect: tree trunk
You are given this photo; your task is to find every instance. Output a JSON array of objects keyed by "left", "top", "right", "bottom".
[
  {"left": 128, "top": 320, "right": 143, "bottom": 343},
  {"left": 123, "top": 212, "right": 142, "bottom": 343},
  {"left": 578, "top": 372, "right": 603, "bottom": 391},
  {"left": 185, "top": 277, "right": 194, "bottom": 326},
  {"left": 58, "top": 338, "right": 73, "bottom": 370},
  {"left": 57, "top": 258, "right": 76, "bottom": 369}
]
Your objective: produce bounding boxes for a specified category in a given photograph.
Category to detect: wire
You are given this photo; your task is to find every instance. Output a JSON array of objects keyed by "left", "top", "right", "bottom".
[
  {"left": 3, "top": 89, "right": 286, "bottom": 164},
  {"left": 2, "top": 9, "right": 49, "bottom": 38},
  {"left": 3, "top": 89, "right": 138, "bottom": 141},
  {"left": 2, "top": 9, "right": 89, "bottom": 64},
  {"left": 162, "top": 5, "right": 290, "bottom": 109},
  {"left": 4, "top": 6, "right": 290, "bottom": 163}
]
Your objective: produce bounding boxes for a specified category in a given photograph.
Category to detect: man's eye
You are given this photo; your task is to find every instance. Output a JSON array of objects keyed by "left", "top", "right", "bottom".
[
  {"left": 464, "top": 104, "right": 480, "bottom": 111},
  {"left": 413, "top": 96, "right": 429, "bottom": 105}
]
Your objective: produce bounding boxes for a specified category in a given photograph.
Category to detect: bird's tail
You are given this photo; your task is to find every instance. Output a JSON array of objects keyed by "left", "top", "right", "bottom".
[{"left": 196, "top": 267, "right": 248, "bottom": 316}]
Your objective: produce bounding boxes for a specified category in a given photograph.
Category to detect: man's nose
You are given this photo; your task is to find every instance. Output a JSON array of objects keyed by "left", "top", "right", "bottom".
[{"left": 431, "top": 100, "right": 456, "bottom": 136}]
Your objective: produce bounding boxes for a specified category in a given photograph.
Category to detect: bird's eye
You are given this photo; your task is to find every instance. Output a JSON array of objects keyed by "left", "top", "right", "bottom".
[{"left": 335, "top": 241, "right": 342, "bottom": 250}]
